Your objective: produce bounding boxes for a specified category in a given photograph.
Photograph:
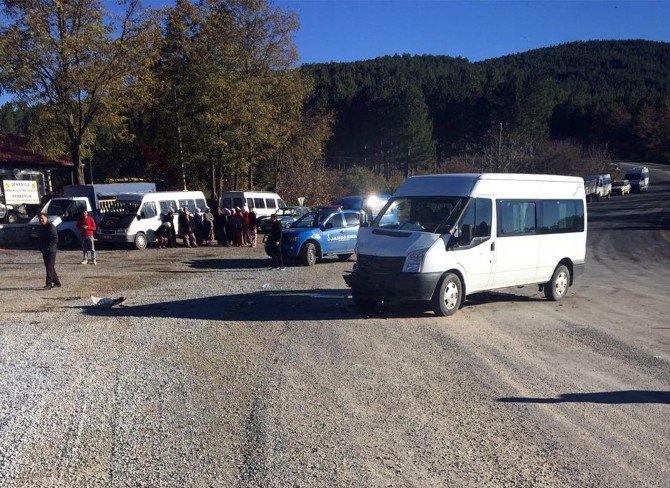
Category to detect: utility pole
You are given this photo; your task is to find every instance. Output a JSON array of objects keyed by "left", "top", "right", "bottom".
[
  {"left": 496, "top": 122, "right": 503, "bottom": 173},
  {"left": 173, "top": 86, "right": 187, "bottom": 191}
]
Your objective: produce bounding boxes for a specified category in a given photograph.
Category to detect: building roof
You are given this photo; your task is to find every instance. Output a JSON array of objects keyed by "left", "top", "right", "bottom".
[{"left": 0, "top": 133, "right": 72, "bottom": 168}]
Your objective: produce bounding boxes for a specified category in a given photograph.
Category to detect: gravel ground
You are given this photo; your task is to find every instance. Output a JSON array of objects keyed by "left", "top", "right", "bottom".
[{"left": 0, "top": 164, "right": 669, "bottom": 487}]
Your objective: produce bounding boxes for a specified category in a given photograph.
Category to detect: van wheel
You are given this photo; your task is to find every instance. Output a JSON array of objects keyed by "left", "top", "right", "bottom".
[
  {"left": 432, "top": 273, "right": 463, "bottom": 316},
  {"left": 301, "top": 242, "right": 317, "bottom": 266},
  {"left": 544, "top": 265, "right": 570, "bottom": 301},
  {"left": 352, "top": 290, "right": 380, "bottom": 314},
  {"left": 58, "top": 230, "right": 77, "bottom": 248},
  {"left": 337, "top": 253, "right": 353, "bottom": 262},
  {"left": 134, "top": 232, "right": 148, "bottom": 250}
]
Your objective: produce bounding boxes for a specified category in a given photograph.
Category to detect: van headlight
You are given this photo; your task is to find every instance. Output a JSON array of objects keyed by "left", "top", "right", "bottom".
[{"left": 403, "top": 248, "right": 429, "bottom": 273}]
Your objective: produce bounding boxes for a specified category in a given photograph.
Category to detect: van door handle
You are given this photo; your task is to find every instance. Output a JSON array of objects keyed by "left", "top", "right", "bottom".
[{"left": 490, "top": 241, "right": 495, "bottom": 251}]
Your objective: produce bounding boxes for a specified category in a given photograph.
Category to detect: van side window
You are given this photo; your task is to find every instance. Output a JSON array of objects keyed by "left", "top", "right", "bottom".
[
  {"left": 233, "top": 197, "right": 244, "bottom": 208},
  {"left": 222, "top": 198, "right": 232, "bottom": 209},
  {"left": 498, "top": 200, "right": 536, "bottom": 236},
  {"left": 254, "top": 198, "right": 266, "bottom": 209},
  {"left": 159, "top": 201, "right": 175, "bottom": 215},
  {"left": 247, "top": 198, "right": 254, "bottom": 209},
  {"left": 141, "top": 202, "right": 157, "bottom": 219},
  {"left": 196, "top": 198, "right": 207, "bottom": 212},
  {"left": 539, "top": 200, "right": 584, "bottom": 234},
  {"left": 278, "top": 199, "right": 286, "bottom": 208},
  {"left": 474, "top": 198, "right": 492, "bottom": 238},
  {"left": 265, "top": 198, "right": 277, "bottom": 209},
  {"left": 178, "top": 199, "right": 197, "bottom": 213}
]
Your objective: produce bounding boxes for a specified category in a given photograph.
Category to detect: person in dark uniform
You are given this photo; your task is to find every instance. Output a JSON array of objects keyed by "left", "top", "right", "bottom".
[
  {"left": 37, "top": 212, "right": 61, "bottom": 288},
  {"left": 268, "top": 213, "right": 285, "bottom": 270},
  {"left": 161, "top": 209, "right": 177, "bottom": 248}
]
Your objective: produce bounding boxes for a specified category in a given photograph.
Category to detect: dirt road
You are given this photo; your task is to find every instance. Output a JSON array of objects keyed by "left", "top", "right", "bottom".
[{"left": 0, "top": 165, "right": 668, "bottom": 487}]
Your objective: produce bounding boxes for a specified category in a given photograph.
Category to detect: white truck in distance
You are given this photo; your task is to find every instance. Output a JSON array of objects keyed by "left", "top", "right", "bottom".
[{"left": 344, "top": 173, "right": 587, "bottom": 316}]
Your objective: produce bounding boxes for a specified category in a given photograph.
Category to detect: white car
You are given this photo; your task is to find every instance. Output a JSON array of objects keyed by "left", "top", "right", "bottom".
[{"left": 611, "top": 179, "right": 631, "bottom": 196}]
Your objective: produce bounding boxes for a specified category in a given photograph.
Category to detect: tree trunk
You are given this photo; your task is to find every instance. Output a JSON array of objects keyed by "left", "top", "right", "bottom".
[
  {"left": 71, "top": 139, "right": 84, "bottom": 184},
  {"left": 210, "top": 162, "right": 218, "bottom": 202},
  {"left": 247, "top": 164, "right": 253, "bottom": 191},
  {"left": 234, "top": 169, "right": 239, "bottom": 191}
]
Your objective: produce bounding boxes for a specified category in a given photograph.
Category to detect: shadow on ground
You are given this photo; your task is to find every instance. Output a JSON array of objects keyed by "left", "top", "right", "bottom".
[
  {"left": 498, "top": 390, "right": 670, "bottom": 404},
  {"left": 81, "top": 287, "right": 555, "bottom": 322}
]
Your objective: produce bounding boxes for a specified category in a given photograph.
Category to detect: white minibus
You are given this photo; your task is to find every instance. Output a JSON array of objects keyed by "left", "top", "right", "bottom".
[
  {"left": 623, "top": 166, "right": 650, "bottom": 192},
  {"left": 96, "top": 191, "right": 207, "bottom": 249},
  {"left": 344, "top": 174, "right": 587, "bottom": 316},
  {"left": 220, "top": 191, "right": 286, "bottom": 218}
]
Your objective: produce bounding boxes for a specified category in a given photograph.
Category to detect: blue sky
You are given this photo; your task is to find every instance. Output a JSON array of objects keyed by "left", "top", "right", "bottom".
[
  {"left": 276, "top": 0, "right": 670, "bottom": 64},
  {"left": 3, "top": 0, "right": 670, "bottom": 103}
]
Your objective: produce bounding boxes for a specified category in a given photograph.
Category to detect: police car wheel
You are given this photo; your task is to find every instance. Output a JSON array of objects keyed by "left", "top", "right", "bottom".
[
  {"left": 337, "top": 253, "right": 353, "bottom": 262},
  {"left": 301, "top": 242, "right": 317, "bottom": 266}
]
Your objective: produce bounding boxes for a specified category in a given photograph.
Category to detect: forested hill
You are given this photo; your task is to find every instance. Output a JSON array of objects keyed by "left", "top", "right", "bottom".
[{"left": 302, "top": 40, "right": 670, "bottom": 169}]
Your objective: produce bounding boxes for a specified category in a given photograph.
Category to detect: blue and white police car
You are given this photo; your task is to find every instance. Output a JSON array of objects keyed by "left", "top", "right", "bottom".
[{"left": 281, "top": 206, "right": 360, "bottom": 266}]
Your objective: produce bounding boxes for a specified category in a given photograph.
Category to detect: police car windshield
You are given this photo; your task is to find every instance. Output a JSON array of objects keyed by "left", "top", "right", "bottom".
[
  {"left": 372, "top": 196, "right": 468, "bottom": 234},
  {"left": 292, "top": 211, "right": 330, "bottom": 228}
]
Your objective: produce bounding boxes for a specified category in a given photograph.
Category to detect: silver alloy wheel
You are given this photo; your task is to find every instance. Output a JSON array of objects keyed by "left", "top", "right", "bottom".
[
  {"left": 135, "top": 232, "right": 147, "bottom": 250},
  {"left": 554, "top": 270, "right": 568, "bottom": 297},
  {"left": 443, "top": 281, "right": 459, "bottom": 310}
]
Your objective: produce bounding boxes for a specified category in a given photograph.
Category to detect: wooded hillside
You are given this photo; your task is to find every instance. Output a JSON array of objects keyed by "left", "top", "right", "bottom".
[{"left": 304, "top": 40, "right": 670, "bottom": 173}]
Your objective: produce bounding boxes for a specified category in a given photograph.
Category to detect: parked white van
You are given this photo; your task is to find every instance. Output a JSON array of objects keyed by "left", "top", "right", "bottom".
[
  {"left": 344, "top": 174, "right": 587, "bottom": 316},
  {"left": 96, "top": 191, "right": 207, "bottom": 249},
  {"left": 220, "top": 191, "right": 286, "bottom": 218}
]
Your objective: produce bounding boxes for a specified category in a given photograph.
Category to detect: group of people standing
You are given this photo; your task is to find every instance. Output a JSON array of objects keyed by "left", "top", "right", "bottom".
[
  {"left": 213, "top": 206, "right": 258, "bottom": 248},
  {"left": 155, "top": 207, "right": 214, "bottom": 248},
  {"left": 155, "top": 205, "right": 258, "bottom": 249}
]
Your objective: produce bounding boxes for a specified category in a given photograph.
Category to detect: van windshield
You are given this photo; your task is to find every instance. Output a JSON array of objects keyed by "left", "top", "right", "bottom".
[
  {"left": 372, "top": 196, "right": 468, "bottom": 234},
  {"left": 42, "top": 199, "right": 73, "bottom": 216},
  {"left": 625, "top": 172, "right": 641, "bottom": 179},
  {"left": 107, "top": 200, "right": 141, "bottom": 215}
]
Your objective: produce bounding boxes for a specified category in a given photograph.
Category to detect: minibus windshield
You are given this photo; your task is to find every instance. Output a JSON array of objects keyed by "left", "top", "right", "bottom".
[
  {"left": 372, "top": 196, "right": 468, "bottom": 234},
  {"left": 42, "top": 199, "right": 72, "bottom": 216},
  {"left": 107, "top": 200, "right": 141, "bottom": 215}
]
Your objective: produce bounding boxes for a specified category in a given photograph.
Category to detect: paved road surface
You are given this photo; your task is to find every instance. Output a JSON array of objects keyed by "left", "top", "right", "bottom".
[{"left": 0, "top": 164, "right": 668, "bottom": 486}]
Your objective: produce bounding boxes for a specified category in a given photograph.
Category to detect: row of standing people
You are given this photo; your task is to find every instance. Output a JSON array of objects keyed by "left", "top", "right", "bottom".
[{"left": 155, "top": 206, "right": 258, "bottom": 248}]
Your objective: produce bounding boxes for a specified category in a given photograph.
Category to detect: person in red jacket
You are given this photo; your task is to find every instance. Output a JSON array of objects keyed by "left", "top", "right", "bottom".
[{"left": 77, "top": 209, "right": 97, "bottom": 264}]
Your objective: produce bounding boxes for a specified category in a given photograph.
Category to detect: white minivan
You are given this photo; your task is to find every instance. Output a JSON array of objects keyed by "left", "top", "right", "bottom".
[
  {"left": 220, "top": 191, "right": 286, "bottom": 218},
  {"left": 344, "top": 174, "right": 587, "bottom": 316},
  {"left": 96, "top": 191, "right": 207, "bottom": 249}
]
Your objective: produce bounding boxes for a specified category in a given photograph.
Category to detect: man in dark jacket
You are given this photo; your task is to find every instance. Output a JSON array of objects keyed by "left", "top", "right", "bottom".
[
  {"left": 37, "top": 212, "right": 61, "bottom": 288},
  {"left": 268, "top": 213, "right": 285, "bottom": 270},
  {"left": 161, "top": 210, "right": 177, "bottom": 248}
]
